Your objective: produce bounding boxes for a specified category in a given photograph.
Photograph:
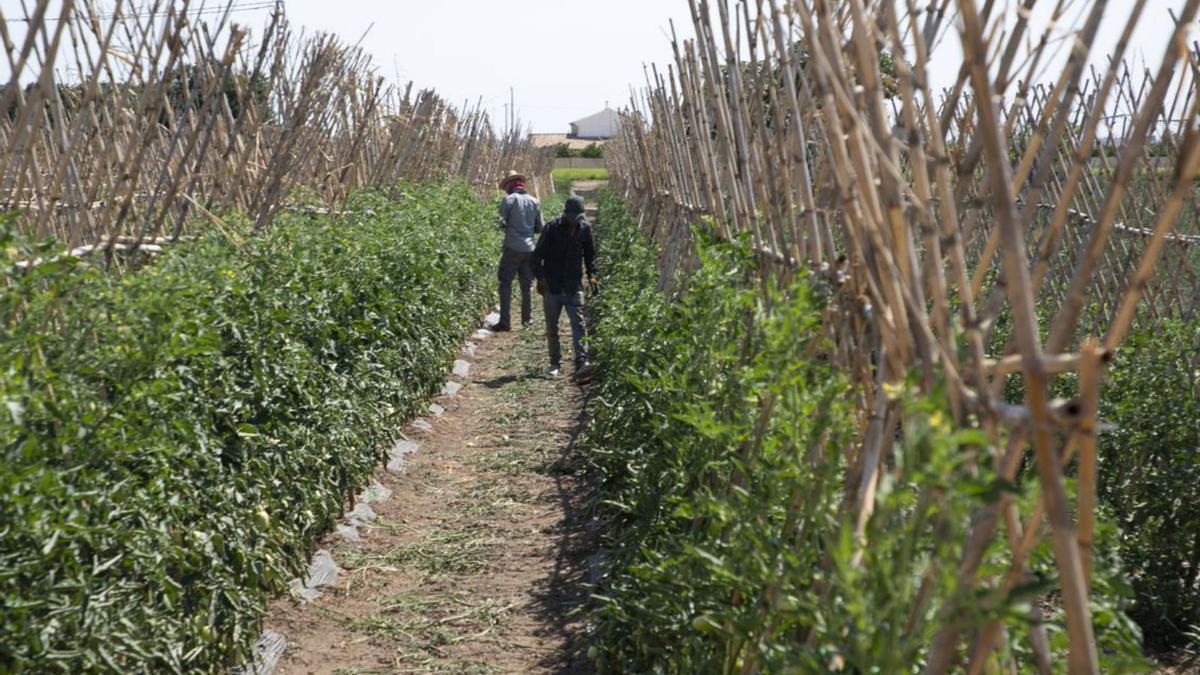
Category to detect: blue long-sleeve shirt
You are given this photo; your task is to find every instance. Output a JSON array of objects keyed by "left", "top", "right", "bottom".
[{"left": 498, "top": 191, "right": 543, "bottom": 252}]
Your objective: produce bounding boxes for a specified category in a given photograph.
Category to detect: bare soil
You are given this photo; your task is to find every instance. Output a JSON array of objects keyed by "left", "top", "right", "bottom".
[{"left": 265, "top": 304, "right": 596, "bottom": 674}]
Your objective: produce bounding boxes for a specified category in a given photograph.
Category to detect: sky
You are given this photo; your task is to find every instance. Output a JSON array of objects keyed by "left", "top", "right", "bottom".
[
  {"left": 0, "top": 0, "right": 1194, "bottom": 133},
  {"left": 99, "top": 0, "right": 700, "bottom": 134},
  {"left": 268, "top": 0, "right": 699, "bottom": 133}
]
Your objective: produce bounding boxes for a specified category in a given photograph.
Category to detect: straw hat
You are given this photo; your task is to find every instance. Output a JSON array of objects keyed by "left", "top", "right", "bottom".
[{"left": 498, "top": 169, "right": 527, "bottom": 189}]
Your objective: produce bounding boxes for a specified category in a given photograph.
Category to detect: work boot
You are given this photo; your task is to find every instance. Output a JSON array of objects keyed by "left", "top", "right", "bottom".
[{"left": 574, "top": 362, "right": 594, "bottom": 382}]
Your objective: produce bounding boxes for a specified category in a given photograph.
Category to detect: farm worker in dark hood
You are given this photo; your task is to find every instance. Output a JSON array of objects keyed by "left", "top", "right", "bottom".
[
  {"left": 532, "top": 195, "right": 597, "bottom": 380},
  {"left": 494, "top": 170, "right": 543, "bottom": 331}
]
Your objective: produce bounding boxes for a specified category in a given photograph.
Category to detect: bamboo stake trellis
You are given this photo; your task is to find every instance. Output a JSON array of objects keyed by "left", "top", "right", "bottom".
[
  {"left": 607, "top": 0, "right": 1200, "bottom": 670},
  {"left": 0, "top": 0, "right": 552, "bottom": 253}
]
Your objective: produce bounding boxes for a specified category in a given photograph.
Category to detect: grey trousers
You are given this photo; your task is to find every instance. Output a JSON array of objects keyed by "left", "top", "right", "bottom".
[
  {"left": 543, "top": 290, "right": 588, "bottom": 369},
  {"left": 497, "top": 248, "right": 533, "bottom": 326}
]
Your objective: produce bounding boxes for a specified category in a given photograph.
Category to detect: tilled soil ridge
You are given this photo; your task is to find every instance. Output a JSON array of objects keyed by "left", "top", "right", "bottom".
[{"left": 265, "top": 306, "right": 595, "bottom": 674}]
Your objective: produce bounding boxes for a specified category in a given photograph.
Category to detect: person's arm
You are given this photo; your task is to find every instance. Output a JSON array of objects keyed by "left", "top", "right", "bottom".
[
  {"left": 497, "top": 196, "right": 510, "bottom": 230},
  {"left": 533, "top": 202, "right": 544, "bottom": 234},
  {"left": 583, "top": 223, "right": 597, "bottom": 278},
  {"left": 583, "top": 223, "right": 598, "bottom": 293},
  {"left": 532, "top": 225, "right": 550, "bottom": 293}
]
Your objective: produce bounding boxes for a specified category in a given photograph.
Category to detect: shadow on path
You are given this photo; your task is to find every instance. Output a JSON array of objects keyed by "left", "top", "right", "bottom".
[
  {"left": 529, "top": 406, "right": 597, "bottom": 674},
  {"left": 494, "top": 316, "right": 599, "bottom": 673}
]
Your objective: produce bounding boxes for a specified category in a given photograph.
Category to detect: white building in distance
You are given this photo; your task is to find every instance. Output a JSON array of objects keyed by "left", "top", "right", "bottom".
[{"left": 569, "top": 108, "right": 621, "bottom": 140}]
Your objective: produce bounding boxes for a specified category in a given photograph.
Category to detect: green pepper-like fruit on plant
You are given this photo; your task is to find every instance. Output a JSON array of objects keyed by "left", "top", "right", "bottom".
[{"left": 255, "top": 508, "right": 271, "bottom": 530}]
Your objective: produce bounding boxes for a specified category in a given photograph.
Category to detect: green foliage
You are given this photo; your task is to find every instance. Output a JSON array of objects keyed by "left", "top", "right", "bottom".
[
  {"left": 990, "top": 299, "right": 1200, "bottom": 653},
  {"left": 579, "top": 143, "right": 605, "bottom": 159},
  {"left": 553, "top": 142, "right": 605, "bottom": 159},
  {"left": 5, "top": 65, "right": 271, "bottom": 127},
  {"left": 0, "top": 182, "right": 497, "bottom": 672},
  {"left": 162, "top": 64, "right": 272, "bottom": 126},
  {"left": 719, "top": 42, "right": 898, "bottom": 122},
  {"left": 585, "top": 192, "right": 1145, "bottom": 672},
  {"left": 552, "top": 168, "right": 609, "bottom": 196},
  {"left": 1100, "top": 320, "right": 1200, "bottom": 650},
  {"left": 540, "top": 191, "right": 567, "bottom": 219},
  {"left": 552, "top": 168, "right": 609, "bottom": 181},
  {"left": 877, "top": 51, "right": 899, "bottom": 99}
]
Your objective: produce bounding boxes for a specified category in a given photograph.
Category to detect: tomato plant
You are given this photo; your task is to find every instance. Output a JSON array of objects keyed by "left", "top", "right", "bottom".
[
  {"left": 0, "top": 182, "right": 498, "bottom": 672},
  {"left": 583, "top": 191, "right": 1146, "bottom": 673}
]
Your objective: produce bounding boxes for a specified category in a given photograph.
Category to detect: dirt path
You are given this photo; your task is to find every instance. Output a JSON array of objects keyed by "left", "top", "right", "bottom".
[
  {"left": 568, "top": 180, "right": 609, "bottom": 220},
  {"left": 264, "top": 303, "right": 595, "bottom": 674}
]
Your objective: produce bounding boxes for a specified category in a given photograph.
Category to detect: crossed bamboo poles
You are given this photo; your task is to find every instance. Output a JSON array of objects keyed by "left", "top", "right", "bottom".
[
  {"left": 0, "top": 0, "right": 553, "bottom": 253},
  {"left": 608, "top": 0, "right": 1200, "bottom": 671}
]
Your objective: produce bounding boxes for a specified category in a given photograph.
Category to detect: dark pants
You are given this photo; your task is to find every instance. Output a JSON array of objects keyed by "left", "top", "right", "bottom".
[
  {"left": 543, "top": 290, "right": 588, "bottom": 369},
  {"left": 498, "top": 248, "right": 533, "bottom": 327}
]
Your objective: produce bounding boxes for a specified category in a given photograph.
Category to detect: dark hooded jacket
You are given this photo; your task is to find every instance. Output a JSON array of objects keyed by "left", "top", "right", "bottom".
[{"left": 532, "top": 212, "right": 596, "bottom": 296}]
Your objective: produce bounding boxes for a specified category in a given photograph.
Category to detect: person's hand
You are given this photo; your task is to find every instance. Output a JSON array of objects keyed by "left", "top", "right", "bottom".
[
  {"left": 587, "top": 275, "right": 599, "bottom": 294},
  {"left": 536, "top": 278, "right": 545, "bottom": 296}
]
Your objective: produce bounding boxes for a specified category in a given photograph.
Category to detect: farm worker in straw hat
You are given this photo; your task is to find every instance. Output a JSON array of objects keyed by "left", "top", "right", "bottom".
[
  {"left": 532, "top": 195, "right": 597, "bottom": 380},
  {"left": 494, "top": 170, "right": 543, "bottom": 331}
]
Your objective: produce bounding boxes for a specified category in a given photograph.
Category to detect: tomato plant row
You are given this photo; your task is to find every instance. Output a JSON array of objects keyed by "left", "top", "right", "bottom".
[
  {"left": 0, "top": 183, "right": 498, "bottom": 672},
  {"left": 583, "top": 191, "right": 1148, "bottom": 672}
]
